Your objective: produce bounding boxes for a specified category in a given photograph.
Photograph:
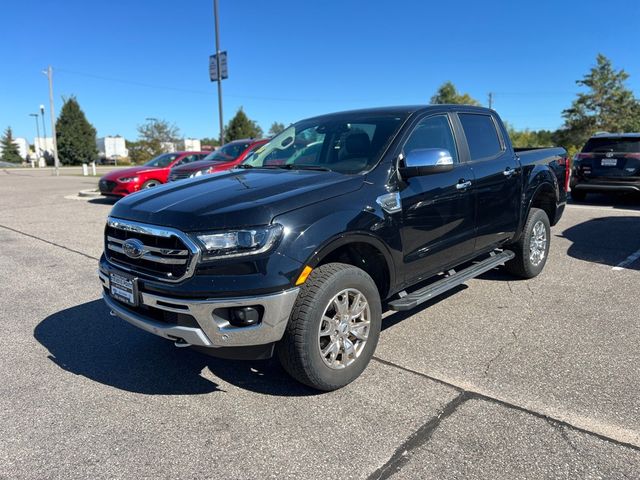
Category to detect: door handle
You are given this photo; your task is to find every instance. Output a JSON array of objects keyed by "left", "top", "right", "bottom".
[
  {"left": 503, "top": 167, "right": 515, "bottom": 177},
  {"left": 456, "top": 180, "right": 472, "bottom": 190}
]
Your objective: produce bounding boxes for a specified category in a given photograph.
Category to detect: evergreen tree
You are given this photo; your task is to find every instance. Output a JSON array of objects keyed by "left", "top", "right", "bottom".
[
  {"left": 557, "top": 54, "right": 640, "bottom": 148},
  {"left": 0, "top": 127, "right": 22, "bottom": 163},
  {"left": 224, "top": 108, "right": 263, "bottom": 143},
  {"left": 268, "top": 121, "right": 285, "bottom": 136},
  {"left": 56, "top": 96, "right": 98, "bottom": 165},
  {"left": 430, "top": 81, "right": 481, "bottom": 106}
]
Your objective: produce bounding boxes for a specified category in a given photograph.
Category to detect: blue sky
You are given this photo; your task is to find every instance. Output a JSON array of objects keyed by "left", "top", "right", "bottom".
[{"left": 1, "top": 0, "right": 639, "bottom": 142}]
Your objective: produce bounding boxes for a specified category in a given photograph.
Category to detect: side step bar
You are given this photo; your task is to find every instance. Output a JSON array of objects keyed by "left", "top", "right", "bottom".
[{"left": 388, "top": 250, "right": 515, "bottom": 311}]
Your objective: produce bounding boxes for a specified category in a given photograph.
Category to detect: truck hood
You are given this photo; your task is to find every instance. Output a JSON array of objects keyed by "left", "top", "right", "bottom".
[{"left": 109, "top": 168, "right": 364, "bottom": 231}]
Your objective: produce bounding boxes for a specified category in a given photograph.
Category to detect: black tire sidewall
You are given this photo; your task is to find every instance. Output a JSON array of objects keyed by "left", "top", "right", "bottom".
[
  {"left": 143, "top": 180, "right": 160, "bottom": 188},
  {"left": 521, "top": 208, "right": 551, "bottom": 277},
  {"left": 297, "top": 266, "right": 381, "bottom": 389}
]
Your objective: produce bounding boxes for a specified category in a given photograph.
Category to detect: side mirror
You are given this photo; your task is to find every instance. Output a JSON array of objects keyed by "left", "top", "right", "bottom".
[{"left": 399, "top": 148, "right": 454, "bottom": 178}]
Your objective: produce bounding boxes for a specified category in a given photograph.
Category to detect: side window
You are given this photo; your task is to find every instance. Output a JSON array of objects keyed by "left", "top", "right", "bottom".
[
  {"left": 458, "top": 113, "right": 503, "bottom": 161},
  {"left": 403, "top": 115, "right": 458, "bottom": 163}
]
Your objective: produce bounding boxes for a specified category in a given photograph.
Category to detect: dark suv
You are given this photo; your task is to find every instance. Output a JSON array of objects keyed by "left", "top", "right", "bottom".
[{"left": 571, "top": 133, "right": 640, "bottom": 201}]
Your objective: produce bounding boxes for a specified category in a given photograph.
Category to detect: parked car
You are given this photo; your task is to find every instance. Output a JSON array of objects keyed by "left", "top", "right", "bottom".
[
  {"left": 168, "top": 139, "right": 268, "bottom": 181},
  {"left": 99, "top": 105, "right": 568, "bottom": 390},
  {"left": 570, "top": 133, "right": 640, "bottom": 201},
  {"left": 98, "top": 151, "right": 208, "bottom": 197}
]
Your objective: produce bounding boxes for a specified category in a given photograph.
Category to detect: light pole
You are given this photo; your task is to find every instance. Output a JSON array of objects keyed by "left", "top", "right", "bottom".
[
  {"left": 29, "top": 113, "right": 40, "bottom": 167},
  {"left": 43, "top": 66, "right": 60, "bottom": 176},
  {"left": 39, "top": 105, "right": 47, "bottom": 155},
  {"left": 213, "top": 0, "right": 224, "bottom": 145}
]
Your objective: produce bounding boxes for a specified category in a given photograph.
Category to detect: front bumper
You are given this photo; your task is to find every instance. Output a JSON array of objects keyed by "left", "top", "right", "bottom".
[{"left": 100, "top": 270, "right": 299, "bottom": 349}]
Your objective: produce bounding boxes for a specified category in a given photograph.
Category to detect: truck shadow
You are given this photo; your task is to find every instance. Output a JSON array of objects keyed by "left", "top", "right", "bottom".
[
  {"left": 34, "top": 300, "right": 317, "bottom": 397},
  {"left": 559, "top": 216, "right": 640, "bottom": 270}
]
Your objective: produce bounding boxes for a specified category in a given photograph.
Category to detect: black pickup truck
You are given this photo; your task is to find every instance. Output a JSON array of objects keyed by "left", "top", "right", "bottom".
[{"left": 99, "top": 105, "right": 568, "bottom": 390}]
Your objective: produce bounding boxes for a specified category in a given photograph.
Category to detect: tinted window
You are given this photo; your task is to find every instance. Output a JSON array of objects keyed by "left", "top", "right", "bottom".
[
  {"left": 245, "top": 115, "right": 404, "bottom": 174},
  {"left": 582, "top": 137, "right": 640, "bottom": 153},
  {"left": 459, "top": 113, "right": 502, "bottom": 160},
  {"left": 144, "top": 153, "right": 179, "bottom": 167},
  {"left": 403, "top": 115, "right": 458, "bottom": 162}
]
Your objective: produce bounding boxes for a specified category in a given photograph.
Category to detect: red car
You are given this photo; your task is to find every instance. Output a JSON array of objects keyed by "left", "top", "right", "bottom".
[
  {"left": 168, "top": 139, "right": 268, "bottom": 181},
  {"left": 99, "top": 151, "right": 208, "bottom": 197}
]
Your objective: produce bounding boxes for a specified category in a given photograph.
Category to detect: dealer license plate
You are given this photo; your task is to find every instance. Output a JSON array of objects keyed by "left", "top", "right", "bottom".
[{"left": 109, "top": 272, "right": 138, "bottom": 306}]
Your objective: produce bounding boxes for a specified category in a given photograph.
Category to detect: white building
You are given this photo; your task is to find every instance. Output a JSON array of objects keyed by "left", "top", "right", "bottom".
[
  {"left": 96, "top": 136, "right": 128, "bottom": 160},
  {"left": 34, "top": 136, "right": 54, "bottom": 156},
  {"left": 181, "top": 138, "right": 201, "bottom": 151},
  {"left": 160, "top": 142, "right": 177, "bottom": 153}
]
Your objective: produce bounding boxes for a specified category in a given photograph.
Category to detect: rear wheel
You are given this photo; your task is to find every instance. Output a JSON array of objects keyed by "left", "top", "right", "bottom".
[
  {"left": 504, "top": 207, "right": 551, "bottom": 279},
  {"left": 142, "top": 180, "right": 161, "bottom": 189},
  {"left": 277, "top": 263, "right": 381, "bottom": 391},
  {"left": 570, "top": 189, "right": 586, "bottom": 202}
]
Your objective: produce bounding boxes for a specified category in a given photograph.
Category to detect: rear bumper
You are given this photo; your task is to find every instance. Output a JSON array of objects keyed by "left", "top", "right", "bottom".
[
  {"left": 572, "top": 182, "right": 640, "bottom": 193},
  {"left": 99, "top": 270, "right": 299, "bottom": 349}
]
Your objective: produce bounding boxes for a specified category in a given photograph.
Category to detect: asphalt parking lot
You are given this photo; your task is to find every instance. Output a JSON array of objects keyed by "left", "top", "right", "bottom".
[{"left": 1, "top": 169, "right": 639, "bottom": 479}]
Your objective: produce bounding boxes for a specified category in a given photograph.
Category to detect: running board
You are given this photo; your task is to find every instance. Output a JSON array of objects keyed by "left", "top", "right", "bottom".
[{"left": 388, "top": 250, "right": 515, "bottom": 311}]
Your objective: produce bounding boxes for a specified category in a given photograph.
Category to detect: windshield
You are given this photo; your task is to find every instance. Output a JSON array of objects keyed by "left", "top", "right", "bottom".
[
  {"left": 202, "top": 142, "right": 251, "bottom": 163},
  {"left": 583, "top": 137, "right": 640, "bottom": 153},
  {"left": 144, "top": 153, "right": 179, "bottom": 167},
  {"left": 243, "top": 115, "right": 404, "bottom": 174}
]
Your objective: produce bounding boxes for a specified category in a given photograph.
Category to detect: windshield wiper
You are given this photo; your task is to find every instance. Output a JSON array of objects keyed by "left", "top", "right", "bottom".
[{"left": 272, "top": 164, "right": 332, "bottom": 172}]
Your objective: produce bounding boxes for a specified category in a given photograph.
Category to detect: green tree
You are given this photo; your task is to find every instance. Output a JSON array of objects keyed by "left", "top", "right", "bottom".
[
  {"left": 200, "top": 137, "right": 220, "bottom": 148},
  {"left": 224, "top": 108, "right": 263, "bottom": 143},
  {"left": 268, "top": 121, "right": 285, "bottom": 136},
  {"left": 55, "top": 96, "right": 98, "bottom": 165},
  {"left": 131, "top": 118, "right": 181, "bottom": 163},
  {"left": 505, "top": 122, "right": 554, "bottom": 148},
  {"left": 430, "top": 81, "right": 481, "bottom": 106},
  {"left": 557, "top": 54, "right": 640, "bottom": 148},
  {"left": 0, "top": 126, "right": 22, "bottom": 163}
]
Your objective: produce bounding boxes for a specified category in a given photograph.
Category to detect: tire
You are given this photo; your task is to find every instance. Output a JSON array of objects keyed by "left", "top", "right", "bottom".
[
  {"left": 276, "top": 263, "right": 382, "bottom": 391},
  {"left": 142, "top": 180, "right": 161, "bottom": 189},
  {"left": 571, "top": 189, "right": 586, "bottom": 202},
  {"left": 504, "top": 207, "right": 551, "bottom": 279}
]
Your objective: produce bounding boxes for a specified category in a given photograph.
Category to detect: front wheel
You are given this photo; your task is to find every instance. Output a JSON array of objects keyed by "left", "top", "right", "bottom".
[
  {"left": 142, "top": 179, "right": 161, "bottom": 189},
  {"left": 277, "top": 263, "right": 381, "bottom": 391},
  {"left": 504, "top": 207, "right": 551, "bottom": 279}
]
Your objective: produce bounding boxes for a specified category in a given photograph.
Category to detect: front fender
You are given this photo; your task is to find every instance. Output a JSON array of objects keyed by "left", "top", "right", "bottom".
[{"left": 274, "top": 207, "right": 400, "bottom": 292}]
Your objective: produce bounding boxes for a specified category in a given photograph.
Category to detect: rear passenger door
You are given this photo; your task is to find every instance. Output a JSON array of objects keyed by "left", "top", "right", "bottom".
[{"left": 455, "top": 112, "right": 521, "bottom": 252}]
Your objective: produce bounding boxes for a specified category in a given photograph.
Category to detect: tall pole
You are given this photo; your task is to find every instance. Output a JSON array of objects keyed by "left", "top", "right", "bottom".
[
  {"left": 39, "top": 105, "right": 47, "bottom": 152},
  {"left": 46, "top": 66, "right": 60, "bottom": 176},
  {"left": 214, "top": 0, "right": 224, "bottom": 145},
  {"left": 488, "top": 92, "right": 493, "bottom": 109},
  {"left": 29, "top": 113, "right": 41, "bottom": 166}
]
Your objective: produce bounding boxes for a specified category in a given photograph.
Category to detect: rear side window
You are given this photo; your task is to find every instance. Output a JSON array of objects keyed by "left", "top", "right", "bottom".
[
  {"left": 459, "top": 113, "right": 503, "bottom": 161},
  {"left": 582, "top": 137, "right": 640, "bottom": 153}
]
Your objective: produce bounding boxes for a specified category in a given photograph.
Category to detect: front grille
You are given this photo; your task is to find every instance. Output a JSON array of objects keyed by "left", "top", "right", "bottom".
[
  {"left": 169, "top": 171, "right": 192, "bottom": 182},
  {"left": 99, "top": 180, "right": 117, "bottom": 192},
  {"left": 104, "top": 218, "right": 199, "bottom": 282}
]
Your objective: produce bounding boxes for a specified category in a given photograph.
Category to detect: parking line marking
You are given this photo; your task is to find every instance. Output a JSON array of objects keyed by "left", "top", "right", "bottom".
[{"left": 612, "top": 248, "right": 640, "bottom": 271}]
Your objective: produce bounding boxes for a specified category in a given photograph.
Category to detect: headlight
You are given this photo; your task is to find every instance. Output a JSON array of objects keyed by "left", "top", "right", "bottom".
[
  {"left": 194, "top": 224, "right": 284, "bottom": 261},
  {"left": 118, "top": 176, "right": 139, "bottom": 183}
]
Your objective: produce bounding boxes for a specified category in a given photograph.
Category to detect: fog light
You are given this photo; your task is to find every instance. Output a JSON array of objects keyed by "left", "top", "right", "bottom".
[{"left": 229, "top": 307, "right": 261, "bottom": 327}]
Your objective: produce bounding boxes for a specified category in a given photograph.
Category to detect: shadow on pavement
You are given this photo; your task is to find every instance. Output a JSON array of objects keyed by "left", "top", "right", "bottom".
[
  {"left": 569, "top": 192, "right": 640, "bottom": 211},
  {"left": 88, "top": 197, "right": 118, "bottom": 205},
  {"left": 558, "top": 216, "right": 640, "bottom": 270},
  {"left": 34, "top": 299, "right": 318, "bottom": 397},
  {"left": 381, "top": 284, "right": 468, "bottom": 331}
]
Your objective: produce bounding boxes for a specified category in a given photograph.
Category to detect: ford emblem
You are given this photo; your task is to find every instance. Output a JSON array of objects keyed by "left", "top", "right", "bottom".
[{"left": 122, "top": 238, "right": 145, "bottom": 259}]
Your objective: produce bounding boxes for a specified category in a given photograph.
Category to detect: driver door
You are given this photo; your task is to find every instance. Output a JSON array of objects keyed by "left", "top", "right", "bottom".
[{"left": 399, "top": 114, "right": 476, "bottom": 284}]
